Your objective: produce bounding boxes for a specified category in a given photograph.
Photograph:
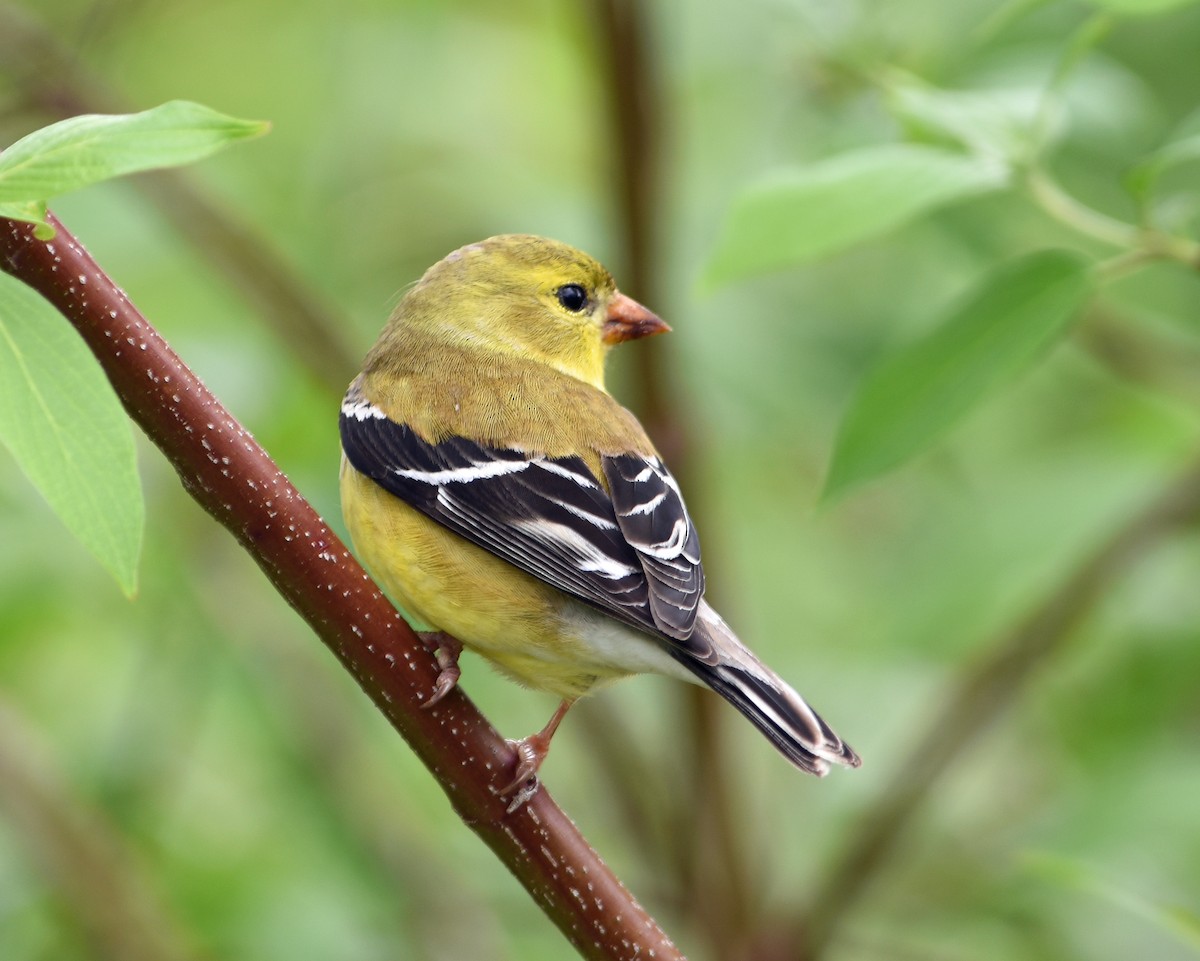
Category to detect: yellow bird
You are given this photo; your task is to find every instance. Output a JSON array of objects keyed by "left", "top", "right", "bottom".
[{"left": 340, "top": 235, "right": 859, "bottom": 800}]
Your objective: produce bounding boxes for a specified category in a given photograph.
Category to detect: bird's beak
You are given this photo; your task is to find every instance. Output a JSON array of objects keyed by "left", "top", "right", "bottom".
[{"left": 602, "top": 291, "right": 671, "bottom": 344}]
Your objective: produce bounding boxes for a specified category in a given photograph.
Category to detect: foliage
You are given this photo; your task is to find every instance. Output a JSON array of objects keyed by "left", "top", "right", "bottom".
[
  {"left": 0, "top": 101, "right": 267, "bottom": 236},
  {"left": 824, "top": 250, "right": 1093, "bottom": 499},
  {"left": 0, "top": 273, "right": 143, "bottom": 595},
  {"left": 704, "top": 144, "right": 1010, "bottom": 285},
  {"left": 0, "top": 101, "right": 265, "bottom": 594}
]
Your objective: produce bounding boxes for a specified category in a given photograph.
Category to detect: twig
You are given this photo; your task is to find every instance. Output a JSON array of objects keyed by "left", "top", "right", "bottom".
[
  {"left": 1027, "top": 167, "right": 1200, "bottom": 269},
  {"left": 0, "top": 213, "right": 685, "bottom": 961},
  {"left": 1026, "top": 167, "right": 1141, "bottom": 250},
  {"left": 799, "top": 452, "right": 1200, "bottom": 957}
]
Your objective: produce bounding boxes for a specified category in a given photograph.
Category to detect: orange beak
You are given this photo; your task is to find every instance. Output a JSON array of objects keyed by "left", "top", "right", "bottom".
[{"left": 602, "top": 291, "right": 671, "bottom": 345}]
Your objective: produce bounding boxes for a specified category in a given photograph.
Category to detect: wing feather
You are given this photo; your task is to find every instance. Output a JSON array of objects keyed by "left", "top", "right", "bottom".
[
  {"left": 602, "top": 453, "right": 704, "bottom": 639},
  {"left": 339, "top": 393, "right": 705, "bottom": 643},
  {"left": 341, "top": 397, "right": 653, "bottom": 632}
]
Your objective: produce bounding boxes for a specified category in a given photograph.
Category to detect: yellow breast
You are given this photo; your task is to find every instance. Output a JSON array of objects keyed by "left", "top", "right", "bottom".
[{"left": 339, "top": 460, "right": 629, "bottom": 699}]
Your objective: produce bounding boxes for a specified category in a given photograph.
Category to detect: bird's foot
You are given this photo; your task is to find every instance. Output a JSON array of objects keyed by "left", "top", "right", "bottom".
[
  {"left": 502, "top": 736, "right": 549, "bottom": 795},
  {"left": 417, "top": 631, "right": 462, "bottom": 709},
  {"left": 500, "top": 699, "right": 573, "bottom": 811},
  {"left": 502, "top": 739, "right": 546, "bottom": 812}
]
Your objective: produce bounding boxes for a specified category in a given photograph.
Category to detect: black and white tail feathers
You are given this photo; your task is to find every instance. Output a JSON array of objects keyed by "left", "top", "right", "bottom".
[{"left": 677, "top": 604, "right": 860, "bottom": 776}]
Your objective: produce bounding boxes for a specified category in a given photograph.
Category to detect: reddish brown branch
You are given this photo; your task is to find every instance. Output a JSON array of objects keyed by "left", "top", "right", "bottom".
[{"left": 0, "top": 214, "right": 684, "bottom": 961}]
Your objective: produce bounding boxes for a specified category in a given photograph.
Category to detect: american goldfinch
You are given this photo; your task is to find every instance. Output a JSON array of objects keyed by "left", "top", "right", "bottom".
[{"left": 340, "top": 234, "right": 859, "bottom": 799}]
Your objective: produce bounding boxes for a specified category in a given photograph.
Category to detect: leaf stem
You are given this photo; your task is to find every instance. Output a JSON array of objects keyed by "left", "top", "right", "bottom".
[
  {"left": 1092, "top": 247, "right": 1158, "bottom": 284},
  {"left": 1027, "top": 167, "right": 1200, "bottom": 272},
  {"left": 1026, "top": 167, "right": 1140, "bottom": 249}
]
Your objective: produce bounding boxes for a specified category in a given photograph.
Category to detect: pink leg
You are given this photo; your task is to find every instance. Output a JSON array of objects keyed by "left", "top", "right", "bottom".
[
  {"left": 502, "top": 698, "right": 574, "bottom": 797},
  {"left": 417, "top": 631, "right": 462, "bottom": 709}
]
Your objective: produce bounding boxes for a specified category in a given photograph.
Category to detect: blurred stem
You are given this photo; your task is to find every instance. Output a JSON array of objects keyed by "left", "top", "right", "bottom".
[
  {"left": 1027, "top": 12, "right": 1113, "bottom": 159},
  {"left": 573, "top": 699, "right": 680, "bottom": 871},
  {"left": 1091, "top": 247, "right": 1160, "bottom": 283},
  {"left": 0, "top": 214, "right": 685, "bottom": 961},
  {"left": 974, "top": 0, "right": 1055, "bottom": 45},
  {"left": 588, "top": 0, "right": 676, "bottom": 448},
  {"left": 591, "top": 0, "right": 656, "bottom": 306},
  {"left": 1026, "top": 167, "right": 1200, "bottom": 269},
  {"left": 1076, "top": 305, "right": 1200, "bottom": 409},
  {"left": 590, "top": 0, "right": 755, "bottom": 955},
  {"left": 799, "top": 452, "right": 1200, "bottom": 958},
  {"left": 133, "top": 171, "right": 358, "bottom": 393},
  {"left": 0, "top": 696, "right": 207, "bottom": 961},
  {"left": 0, "top": 1, "right": 357, "bottom": 395},
  {"left": 1026, "top": 168, "right": 1140, "bottom": 249}
]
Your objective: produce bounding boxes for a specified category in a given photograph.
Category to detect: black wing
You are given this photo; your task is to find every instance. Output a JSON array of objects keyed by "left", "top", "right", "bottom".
[
  {"left": 340, "top": 392, "right": 704, "bottom": 641},
  {"left": 602, "top": 453, "right": 703, "bottom": 639}
]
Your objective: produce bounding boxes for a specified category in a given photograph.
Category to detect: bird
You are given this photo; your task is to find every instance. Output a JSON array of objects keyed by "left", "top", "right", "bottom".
[{"left": 339, "top": 234, "right": 859, "bottom": 804}]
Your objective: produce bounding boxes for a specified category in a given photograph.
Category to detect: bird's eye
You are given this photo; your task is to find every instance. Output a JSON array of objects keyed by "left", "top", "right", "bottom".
[{"left": 556, "top": 284, "right": 588, "bottom": 313}]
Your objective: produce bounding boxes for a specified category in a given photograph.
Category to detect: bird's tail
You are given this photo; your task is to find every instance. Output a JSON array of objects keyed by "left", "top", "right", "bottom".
[{"left": 674, "top": 603, "right": 860, "bottom": 776}]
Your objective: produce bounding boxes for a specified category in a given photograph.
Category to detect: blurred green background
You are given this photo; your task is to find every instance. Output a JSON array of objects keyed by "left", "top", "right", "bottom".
[{"left": 2, "top": 1, "right": 1199, "bottom": 959}]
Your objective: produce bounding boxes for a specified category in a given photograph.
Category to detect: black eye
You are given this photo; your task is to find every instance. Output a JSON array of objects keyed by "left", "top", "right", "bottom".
[{"left": 556, "top": 284, "right": 588, "bottom": 312}]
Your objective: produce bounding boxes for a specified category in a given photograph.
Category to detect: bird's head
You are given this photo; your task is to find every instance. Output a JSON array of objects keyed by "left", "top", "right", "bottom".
[{"left": 400, "top": 234, "right": 668, "bottom": 390}]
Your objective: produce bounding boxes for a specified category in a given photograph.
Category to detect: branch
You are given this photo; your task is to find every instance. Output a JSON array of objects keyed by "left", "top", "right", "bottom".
[
  {"left": 799, "top": 451, "right": 1200, "bottom": 957},
  {"left": 0, "top": 214, "right": 685, "bottom": 961}
]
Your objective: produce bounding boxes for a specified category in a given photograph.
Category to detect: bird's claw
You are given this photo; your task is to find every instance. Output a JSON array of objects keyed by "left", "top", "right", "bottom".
[
  {"left": 417, "top": 631, "right": 462, "bottom": 710},
  {"left": 422, "top": 663, "right": 460, "bottom": 709},
  {"left": 501, "top": 738, "right": 545, "bottom": 811},
  {"left": 496, "top": 699, "right": 572, "bottom": 811},
  {"left": 501, "top": 738, "right": 544, "bottom": 794}
]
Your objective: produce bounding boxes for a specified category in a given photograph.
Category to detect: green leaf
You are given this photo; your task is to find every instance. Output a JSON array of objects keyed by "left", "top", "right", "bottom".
[
  {"left": 823, "top": 250, "right": 1092, "bottom": 501},
  {"left": 976, "top": 0, "right": 1057, "bottom": 41},
  {"left": 1050, "top": 12, "right": 1116, "bottom": 92},
  {"left": 1126, "top": 133, "right": 1200, "bottom": 203},
  {"left": 1024, "top": 851, "right": 1200, "bottom": 952},
  {"left": 0, "top": 100, "right": 268, "bottom": 204},
  {"left": 705, "top": 145, "right": 1009, "bottom": 287},
  {"left": 1081, "top": 0, "right": 1200, "bottom": 14},
  {"left": 0, "top": 199, "right": 49, "bottom": 227},
  {"left": 0, "top": 273, "right": 143, "bottom": 596},
  {"left": 884, "top": 71, "right": 1042, "bottom": 162}
]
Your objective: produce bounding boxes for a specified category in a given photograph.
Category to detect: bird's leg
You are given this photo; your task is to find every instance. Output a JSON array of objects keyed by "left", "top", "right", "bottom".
[
  {"left": 417, "top": 631, "right": 462, "bottom": 709},
  {"left": 502, "top": 698, "right": 574, "bottom": 802}
]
